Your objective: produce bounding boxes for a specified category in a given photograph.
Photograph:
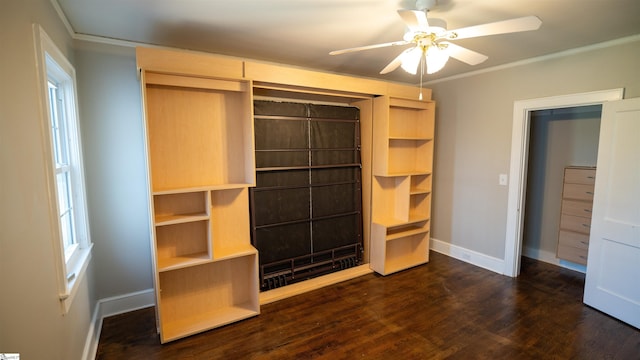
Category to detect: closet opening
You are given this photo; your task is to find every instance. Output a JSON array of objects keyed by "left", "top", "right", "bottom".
[
  {"left": 503, "top": 88, "right": 623, "bottom": 277},
  {"left": 522, "top": 105, "right": 601, "bottom": 273}
]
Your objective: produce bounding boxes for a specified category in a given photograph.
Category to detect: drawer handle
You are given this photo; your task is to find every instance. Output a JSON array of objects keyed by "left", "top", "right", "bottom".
[
  {"left": 586, "top": 191, "right": 594, "bottom": 195},
  {"left": 582, "top": 224, "right": 590, "bottom": 228},
  {"left": 584, "top": 209, "right": 592, "bottom": 213},
  {"left": 587, "top": 176, "right": 595, "bottom": 179},
  {"left": 581, "top": 241, "right": 589, "bottom": 245}
]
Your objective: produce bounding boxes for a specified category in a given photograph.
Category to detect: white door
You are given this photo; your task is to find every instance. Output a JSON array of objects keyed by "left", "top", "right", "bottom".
[{"left": 584, "top": 97, "right": 640, "bottom": 329}]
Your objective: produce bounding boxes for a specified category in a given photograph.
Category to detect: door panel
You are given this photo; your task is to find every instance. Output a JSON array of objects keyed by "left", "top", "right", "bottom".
[{"left": 584, "top": 97, "right": 640, "bottom": 329}]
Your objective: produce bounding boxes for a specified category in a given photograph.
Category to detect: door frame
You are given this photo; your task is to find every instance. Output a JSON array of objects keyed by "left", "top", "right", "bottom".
[{"left": 503, "top": 88, "right": 624, "bottom": 277}]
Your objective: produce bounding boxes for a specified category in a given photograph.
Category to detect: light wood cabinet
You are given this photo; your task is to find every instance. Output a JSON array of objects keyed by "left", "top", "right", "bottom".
[
  {"left": 370, "top": 96, "right": 435, "bottom": 275},
  {"left": 139, "top": 54, "right": 259, "bottom": 343},
  {"left": 557, "top": 166, "right": 596, "bottom": 265},
  {"left": 137, "top": 46, "right": 435, "bottom": 339}
]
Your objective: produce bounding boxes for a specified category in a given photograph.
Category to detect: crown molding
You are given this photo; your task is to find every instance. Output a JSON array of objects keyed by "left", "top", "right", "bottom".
[
  {"left": 50, "top": 0, "right": 640, "bottom": 87},
  {"left": 425, "top": 34, "right": 640, "bottom": 85},
  {"left": 49, "top": 0, "right": 74, "bottom": 36}
]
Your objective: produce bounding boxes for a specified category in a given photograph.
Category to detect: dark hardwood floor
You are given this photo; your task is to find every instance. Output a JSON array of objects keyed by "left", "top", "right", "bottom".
[{"left": 96, "top": 252, "right": 639, "bottom": 359}]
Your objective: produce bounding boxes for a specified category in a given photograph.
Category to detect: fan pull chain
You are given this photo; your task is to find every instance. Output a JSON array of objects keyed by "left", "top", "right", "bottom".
[{"left": 419, "top": 52, "right": 425, "bottom": 100}]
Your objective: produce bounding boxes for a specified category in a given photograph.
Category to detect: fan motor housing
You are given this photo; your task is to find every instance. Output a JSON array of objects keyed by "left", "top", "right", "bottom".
[{"left": 416, "top": 0, "right": 437, "bottom": 11}]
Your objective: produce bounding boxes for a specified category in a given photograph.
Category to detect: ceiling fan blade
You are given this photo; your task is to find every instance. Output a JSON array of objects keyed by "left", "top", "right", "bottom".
[
  {"left": 397, "top": 9, "right": 429, "bottom": 32},
  {"left": 443, "top": 15, "right": 542, "bottom": 40},
  {"left": 329, "top": 40, "right": 409, "bottom": 55},
  {"left": 379, "top": 50, "right": 406, "bottom": 74},
  {"left": 441, "top": 42, "right": 488, "bottom": 65}
]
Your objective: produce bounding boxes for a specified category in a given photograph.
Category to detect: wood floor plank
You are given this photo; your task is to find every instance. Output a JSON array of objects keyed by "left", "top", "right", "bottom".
[{"left": 96, "top": 252, "right": 640, "bottom": 359}]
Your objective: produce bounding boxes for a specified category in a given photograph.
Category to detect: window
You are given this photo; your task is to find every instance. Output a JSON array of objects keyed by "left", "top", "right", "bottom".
[
  {"left": 34, "top": 25, "right": 92, "bottom": 314},
  {"left": 48, "top": 79, "right": 79, "bottom": 263}
]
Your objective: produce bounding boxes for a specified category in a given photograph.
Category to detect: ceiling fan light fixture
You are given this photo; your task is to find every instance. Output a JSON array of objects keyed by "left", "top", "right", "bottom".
[
  {"left": 426, "top": 44, "right": 449, "bottom": 74},
  {"left": 329, "top": 2, "right": 542, "bottom": 81},
  {"left": 400, "top": 46, "right": 423, "bottom": 75}
]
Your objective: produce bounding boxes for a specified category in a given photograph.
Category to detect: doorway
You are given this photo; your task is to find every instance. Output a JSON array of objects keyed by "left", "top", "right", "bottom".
[
  {"left": 521, "top": 105, "right": 601, "bottom": 273},
  {"left": 503, "top": 89, "right": 624, "bottom": 277}
]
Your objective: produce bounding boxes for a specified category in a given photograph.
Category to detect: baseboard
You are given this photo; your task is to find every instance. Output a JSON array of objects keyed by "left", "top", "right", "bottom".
[
  {"left": 81, "top": 301, "right": 102, "bottom": 360},
  {"left": 430, "top": 238, "right": 505, "bottom": 275},
  {"left": 522, "top": 246, "right": 560, "bottom": 265},
  {"left": 98, "top": 288, "right": 156, "bottom": 318},
  {"left": 522, "top": 246, "right": 586, "bottom": 273},
  {"left": 82, "top": 289, "right": 155, "bottom": 360}
]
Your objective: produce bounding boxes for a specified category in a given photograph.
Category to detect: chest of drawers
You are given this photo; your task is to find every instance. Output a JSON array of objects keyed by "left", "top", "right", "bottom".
[{"left": 557, "top": 166, "right": 596, "bottom": 265}]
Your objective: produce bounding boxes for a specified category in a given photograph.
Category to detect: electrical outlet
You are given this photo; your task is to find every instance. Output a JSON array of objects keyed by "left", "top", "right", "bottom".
[{"left": 499, "top": 174, "right": 508, "bottom": 186}]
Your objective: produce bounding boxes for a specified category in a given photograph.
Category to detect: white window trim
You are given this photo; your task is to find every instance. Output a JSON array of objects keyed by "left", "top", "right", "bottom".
[{"left": 33, "top": 24, "right": 93, "bottom": 314}]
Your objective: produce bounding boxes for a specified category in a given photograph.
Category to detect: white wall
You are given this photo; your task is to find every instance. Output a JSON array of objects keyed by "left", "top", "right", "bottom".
[
  {"left": 74, "top": 41, "right": 153, "bottom": 300},
  {"left": 429, "top": 38, "right": 640, "bottom": 260},
  {"left": 0, "top": 0, "right": 97, "bottom": 359}
]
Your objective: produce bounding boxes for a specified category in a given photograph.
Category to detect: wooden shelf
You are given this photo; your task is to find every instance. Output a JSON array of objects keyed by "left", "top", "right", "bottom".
[
  {"left": 374, "top": 215, "right": 430, "bottom": 228},
  {"left": 157, "top": 252, "right": 211, "bottom": 272},
  {"left": 386, "top": 223, "right": 429, "bottom": 241},
  {"left": 370, "top": 96, "right": 434, "bottom": 276},
  {"left": 213, "top": 243, "right": 258, "bottom": 261},
  {"left": 140, "top": 50, "right": 259, "bottom": 343},
  {"left": 155, "top": 213, "right": 209, "bottom": 226},
  {"left": 161, "top": 303, "right": 259, "bottom": 342},
  {"left": 152, "top": 183, "right": 255, "bottom": 195},
  {"left": 389, "top": 136, "right": 433, "bottom": 141}
]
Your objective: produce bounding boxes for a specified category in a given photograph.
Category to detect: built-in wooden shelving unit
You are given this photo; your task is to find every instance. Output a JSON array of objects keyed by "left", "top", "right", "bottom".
[
  {"left": 370, "top": 96, "right": 435, "bottom": 275},
  {"left": 136, "top": 46, "right": 435, "bottom": 342}
]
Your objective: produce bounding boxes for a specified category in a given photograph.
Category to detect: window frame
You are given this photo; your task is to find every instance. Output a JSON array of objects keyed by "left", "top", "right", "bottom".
[{"left": 34, "top": 24, "right": 93, "bottom": 314}]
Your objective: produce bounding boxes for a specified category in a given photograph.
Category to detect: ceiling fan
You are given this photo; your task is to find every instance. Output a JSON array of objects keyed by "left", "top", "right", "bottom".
[{"left": 329, "top": 0, "right": 542, "bottom": 76}]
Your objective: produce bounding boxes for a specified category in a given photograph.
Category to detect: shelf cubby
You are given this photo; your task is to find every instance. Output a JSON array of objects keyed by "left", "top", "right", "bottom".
[
  {"left": 388, "top": 102, "right": 434, "bottom": 140},
  {"left": 410, "top": 174, "right": 432, "bottom": 195},
  {"left": 372, "top": 175, "right": 410, "bottom": 224},
  {"left": 210, "top": 187, "right": 253, "bottom": 259},
  {"left": 155, "top": 220, "right": 211, "bottom": 271},
  {"left": 383, "top": 232, "right": 429, "bottom": 274},
  {"left": 145, "top": 73, "right": 255, "bottom": 192},
  {"left": 409, "top": 192, "right": 431, "bottom": 220},
  {"left": 154, "top": 191, "right": 209, "bottom": 225},
  {"left": 158, "top": 254, "right": 259, "bottom": 342},
  {"left": 370, "top": 222, "right": 430, "bottom": 275},
  {"left": 387, "top": 139, "right": 433, "bottom": 175}
]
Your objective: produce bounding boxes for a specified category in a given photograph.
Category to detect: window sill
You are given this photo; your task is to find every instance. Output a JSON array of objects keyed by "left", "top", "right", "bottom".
[{"left": 59, "top": 243, "right": 93, "bottom": 314}]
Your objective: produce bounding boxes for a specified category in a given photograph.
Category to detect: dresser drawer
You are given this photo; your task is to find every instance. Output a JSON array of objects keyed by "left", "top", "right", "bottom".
[
  {"left": 558, "top": 230, "right": 589, "bottom": 249},
  {"left": 561, "top": 199, "right": 593, "bottom": 217},
  {"left": 562, "top": 183, "right": 595, "bottom": 201},
  {"left": 564, "top": 168, "right": 596, "bottom": 185},
  {"left": 557, "top": 244, "right": 588, "bottom": 265},
  {"left": 560, "top": 214, "right": 591, "bottom": 234}
]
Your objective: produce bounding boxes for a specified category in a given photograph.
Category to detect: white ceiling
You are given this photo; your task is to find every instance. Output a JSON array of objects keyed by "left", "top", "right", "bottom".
[{"left": 56, "top": 0, "right": 640, "bottom": 84}]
